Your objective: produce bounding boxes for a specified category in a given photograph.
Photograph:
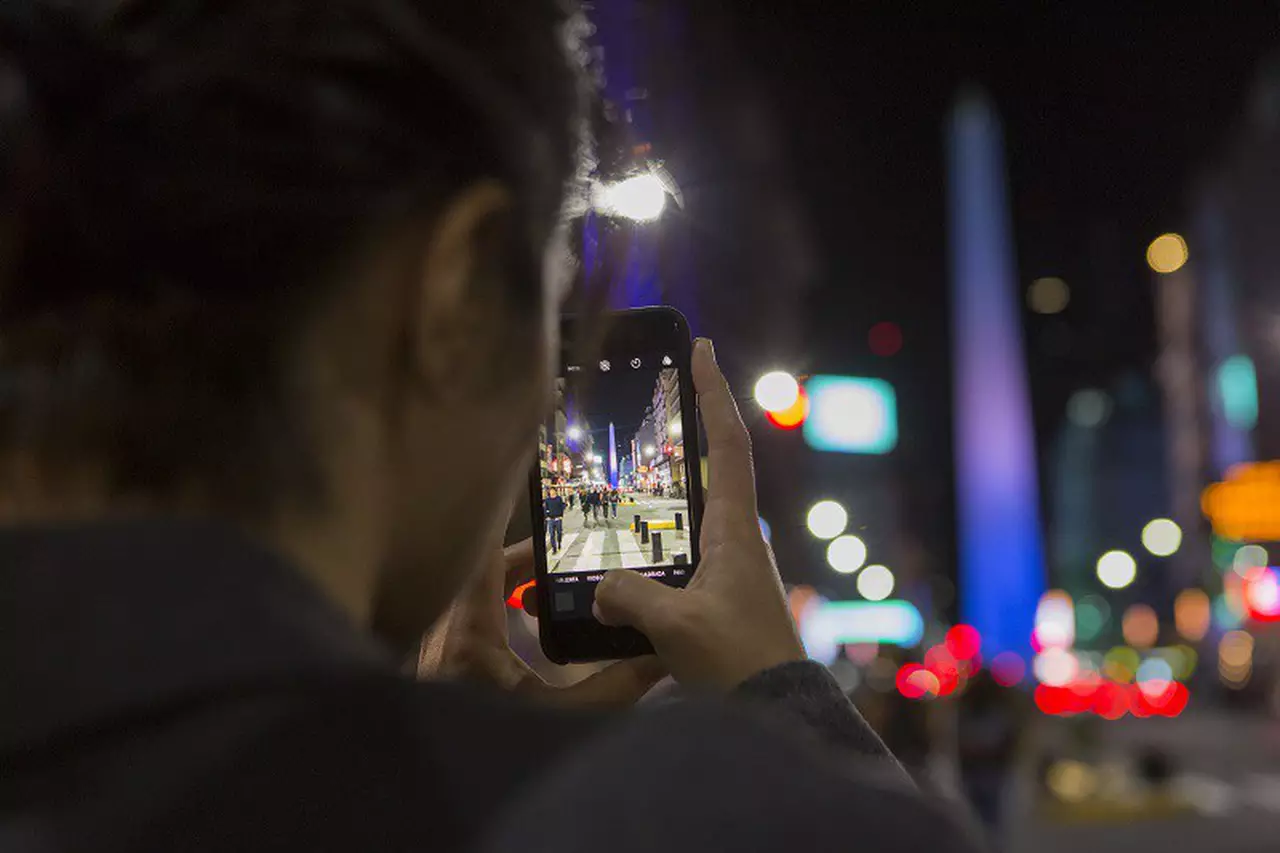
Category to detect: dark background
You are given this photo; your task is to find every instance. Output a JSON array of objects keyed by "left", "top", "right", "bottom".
[{"left": 640, "top": 1, "right": 1280, "bottom": 599}]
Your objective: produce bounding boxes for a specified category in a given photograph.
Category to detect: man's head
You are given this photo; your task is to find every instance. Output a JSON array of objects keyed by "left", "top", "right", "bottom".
[{"left": 0, "top": 1, "right": 591, "bottom": 648}]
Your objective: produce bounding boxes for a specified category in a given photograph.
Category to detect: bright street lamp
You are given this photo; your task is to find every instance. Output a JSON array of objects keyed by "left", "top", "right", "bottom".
[
  {"left": 595, "top": 173, "right": 667, "bottom": 222},
  {"left": 754, "top": 371, "right": 800, "bottom": 413}
]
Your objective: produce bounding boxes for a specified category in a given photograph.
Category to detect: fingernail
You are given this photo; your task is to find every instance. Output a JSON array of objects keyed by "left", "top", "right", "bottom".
[{"left": 696, "top": 337, "right": 716, "bottom": 363}]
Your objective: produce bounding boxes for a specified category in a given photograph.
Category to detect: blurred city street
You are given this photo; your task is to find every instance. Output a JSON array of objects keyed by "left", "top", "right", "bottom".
[
  {"left": 1004, "top": 711, "right": 1280, "bottom": 853},
  {"left": 549, "top": 494, "right": 691, "bottom": 572}
]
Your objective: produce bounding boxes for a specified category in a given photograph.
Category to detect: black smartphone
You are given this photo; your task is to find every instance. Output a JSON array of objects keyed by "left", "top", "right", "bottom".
[{"left": 528, "top": 306, "right": 704, "bottom": 663}]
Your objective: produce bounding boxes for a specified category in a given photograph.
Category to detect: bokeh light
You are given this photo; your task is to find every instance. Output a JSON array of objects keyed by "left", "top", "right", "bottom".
[
  {"left": 1027, "top": 276, "right": 1070, "bottom": 314},
  {"left": 945, "top": 624, "right": 983, "bottom": 661},
  {"left": 826, "top": 534, "right": 868, "bottom": 574},
  {"left": 1103, "top": 647, "right": 1140, "bottom": 683},
  {"left": 844, "top": 642, "right": 879, "bottom": 665},
  {"left": 1047, "top": 761, "right": 1098, "bottom": 803},
  {"left": 802, "top": 375, "right": 898, "bottom": 454},
  {"left": 867, "top": 321, "right": 904, "bottom": 357},
  {"left": 1141, "top": 518, "right": 1182, "bottom": 557},
  {"left": 1243, "top": 567, "right": 1280, "bottom": 621},
  {"left": 1174, "top": 588, "right": 1211, "bottom": 641},
  {"left": 1146, "top": 232, "right": 1189, "bottom": 274},
  {"left": 857, "top": 564, "right": 895, "bottom": 601},
  {"left": 806, "top": 500, "right": 848, "bottom": 539},
  {"left": 1219, "top": 630, "right": 1253, "bottom": 689},
  {"left": 1033, "top": 648, "right": 1079, "bottom": 687},
  {"left": 754, "top": 371, "right": 800, "bottom": 412},
  {"left": 991, "top": 651, "right": 1025, "bottom": 686},
  {"left": 764, "top": 387, "right": 809, "bottom": 429},
  {"left": 896, "top": 664, "right": 940, "bottom": 700},
  {"left": 1075, "top": 595, "right": 1111, "bottom": 642},
  {"left": 1067, "top": 389, "right": 1113, "bottom": 429},
  {"left": 1096, "top": 550, "right": 1137, "bottom": 589},
  {"left": 1135, "top": 657, "right": 1174, "bottom": 699},
  {"left": 1233, "top": 544, "right": 1269, "bottom": 576},
  {"left": 1122, "top": 603, "right": 1159, "bottom": 649},
  {"left": 1034, "top": 589, "right": 1075, "bottom": 650}
]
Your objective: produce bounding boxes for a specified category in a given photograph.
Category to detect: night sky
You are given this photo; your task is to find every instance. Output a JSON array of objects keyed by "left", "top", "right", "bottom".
[
  {"left": 568, "top": 365, "right": 668, "bottom": 460},
  {"left": 702, "top": 1, "right": 1279, "bottom": 432},
  {"left": 646, "top": 2, "right": 1280, "bottom": 592}
]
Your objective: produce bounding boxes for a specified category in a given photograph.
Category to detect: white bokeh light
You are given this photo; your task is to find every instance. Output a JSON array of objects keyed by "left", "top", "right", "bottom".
[
  {"left": 1233, "top": 544, "right": 1269, "bottom": 576},
  {"left": 1096, "top": 550, "right": 1137, "bottom": 590},
  {"left": 754, "top": 371, "right": 800, "bottom": 413},
  {"left": 857, "top": 565, "right": 895, "bottom": 601},
  {"left": 806, "top": 500, "right": 848, "bottom": 539},
  {"left": 1141, "top": 518, "right": 1182, "bottom": 557},
  {"left": 1034, "top": 648, "right": 1079, "bottom": 687},
  {"left": 826, "top": 535, "right": 868, "bottom": 575}
]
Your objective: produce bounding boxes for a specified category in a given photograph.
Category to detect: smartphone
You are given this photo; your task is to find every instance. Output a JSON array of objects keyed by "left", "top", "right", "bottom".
[{"left": 528, "top": 306, "right": 704, "bottom": 663}]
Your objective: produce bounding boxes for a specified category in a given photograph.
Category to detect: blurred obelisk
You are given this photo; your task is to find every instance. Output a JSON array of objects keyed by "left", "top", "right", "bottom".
[
  {"left": 947, "top": 90, "right": 1046, "bottom": 661},
  {"left": 609, "top": 422, "right": 619, "bottom": 488}
]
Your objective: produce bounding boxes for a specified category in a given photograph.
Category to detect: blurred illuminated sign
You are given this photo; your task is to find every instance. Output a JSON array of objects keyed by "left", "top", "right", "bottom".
[
  {"left": 1202, "top": 462, "right": 1280, "bottom": 541},
  {"left": 1216, "top": 355, "right": 1258, "bottom": 431},
  {"left": 800, "top": 600, "right": 924, "bottom": 652},
  {"left": 802, "top": 375, "right": 898, "bottom": 454}
]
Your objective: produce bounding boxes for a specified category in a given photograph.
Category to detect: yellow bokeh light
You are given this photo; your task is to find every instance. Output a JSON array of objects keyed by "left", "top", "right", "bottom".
[
  {"left": 1027, "top": 277, "right": 1070, "bottom": 314},
  {"left": 1146, "top": 233, "right": 1188, "bottom": 274}
]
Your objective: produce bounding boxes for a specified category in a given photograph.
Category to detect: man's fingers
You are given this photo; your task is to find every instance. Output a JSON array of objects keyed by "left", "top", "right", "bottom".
[
  {"left": 503, "top": 538, "right": 536, "bottom": 593},
  {"left": 529, "top": 656, "right": 667, "bottom": 709},
  {"left": 691, "top": 338, "right": 757, "bottom": 520},
  {"left": 593, "top": 570, "right": 683, "bottom": 634}
]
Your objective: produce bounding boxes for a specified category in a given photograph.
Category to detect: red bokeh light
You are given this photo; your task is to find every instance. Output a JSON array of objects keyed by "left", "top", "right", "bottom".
[
  {"left": 945, "top": 624, "right": 982, "bottom": 661},
  {"left": 868, "top": 322, "right": 904, "bottom": 357},
  {"left": 506, "top": 579, "right": 536, "bottom": 610},
  {"left": 765, "top": 387, "right": 809, "bottom": 429},
  {"left": 925, "top": 645, "right": 961, "bottom": 696},
  {"left": 1243, "top": 567, "right": 1280, "bottom": 622},
  {"left": 1036, "top": 679, "right": 1189, "bottom": 719},
  {"left": 1092, "top": 681, "right": 1130, "bottom": 720},
  {"left": 896, "top": 664, "right": 940, "bottom": 700}
]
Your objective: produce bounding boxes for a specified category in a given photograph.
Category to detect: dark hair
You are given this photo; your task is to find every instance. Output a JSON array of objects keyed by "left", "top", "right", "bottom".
[{"left": 0, "top": 1, "right": 592, "bottom": 510}]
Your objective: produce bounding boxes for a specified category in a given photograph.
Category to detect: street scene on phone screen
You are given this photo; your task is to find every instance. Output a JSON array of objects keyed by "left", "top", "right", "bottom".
[{"left": 538, "top": 360, "right": 691, "bottom": 573}]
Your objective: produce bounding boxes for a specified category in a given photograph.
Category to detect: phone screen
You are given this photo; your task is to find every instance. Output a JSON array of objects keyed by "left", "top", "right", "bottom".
[{"left": 538, "top": 348, "right": 696, "bottom": 622}]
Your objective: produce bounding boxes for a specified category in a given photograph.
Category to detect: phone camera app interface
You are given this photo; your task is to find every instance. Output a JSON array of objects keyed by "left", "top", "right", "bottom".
[{"left": 540, "top": 355, "right": 693, "bottom": 619}]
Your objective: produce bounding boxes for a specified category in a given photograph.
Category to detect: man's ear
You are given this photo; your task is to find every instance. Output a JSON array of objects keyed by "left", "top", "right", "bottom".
[{"left": 410, "top": 180, "right": 514, "bottom": 395}]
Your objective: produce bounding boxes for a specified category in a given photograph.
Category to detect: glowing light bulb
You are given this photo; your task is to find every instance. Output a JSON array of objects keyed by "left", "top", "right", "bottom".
[{"left": 597, "top": 173, "right": 667, "bottom": 221}]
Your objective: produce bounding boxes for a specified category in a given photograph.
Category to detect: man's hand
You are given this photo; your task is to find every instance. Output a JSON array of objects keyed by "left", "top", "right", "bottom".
[
  {"left": 419, "top": 539, "right": 665, "bottom": 709},
  {"left": 592, "top": 339, "right": 807, "bottom": 690}
]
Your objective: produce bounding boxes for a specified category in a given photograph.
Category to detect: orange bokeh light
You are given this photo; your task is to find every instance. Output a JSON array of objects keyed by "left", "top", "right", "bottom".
[{"left": 765, "top": 387, "right": 809, "bottom": 429}]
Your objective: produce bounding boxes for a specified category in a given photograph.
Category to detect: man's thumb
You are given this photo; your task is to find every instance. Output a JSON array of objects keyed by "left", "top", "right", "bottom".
[{"left": 593, "top": 570, "right": 681, "bottom": 632}]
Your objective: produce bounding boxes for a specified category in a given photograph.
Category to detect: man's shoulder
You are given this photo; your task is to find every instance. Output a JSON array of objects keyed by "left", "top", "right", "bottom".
[
  {"left": 123, "top": 675, "right": 605, "bottom": 850},
  {"left": 480, "top": 697, "right": 985, "bottom": 852}
]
